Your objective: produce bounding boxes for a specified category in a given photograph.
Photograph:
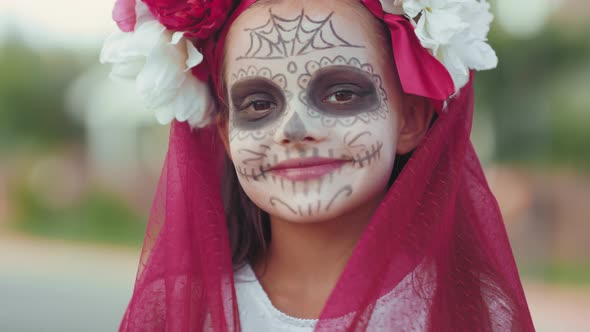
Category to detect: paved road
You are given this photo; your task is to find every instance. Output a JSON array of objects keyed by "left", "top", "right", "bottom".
[
  {"left": 0, "top": 234, "right": 137, "bottom": 332},
  {"left": 0, "top": 274, "right": 131, "bottom": 332},
  {"left": 1, "top": 233, "right": 589, "bottom": 331},
  {"left": 525, "top": 281, "right": 590, "bottom": 332}
]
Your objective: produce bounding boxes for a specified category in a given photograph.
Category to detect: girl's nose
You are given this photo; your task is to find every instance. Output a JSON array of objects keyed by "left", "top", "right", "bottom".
[{"left": 274, "top": 110, "right": 326, "bottom": 145}]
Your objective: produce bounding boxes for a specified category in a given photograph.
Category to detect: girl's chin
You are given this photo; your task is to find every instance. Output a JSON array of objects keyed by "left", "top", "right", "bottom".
[
  {"left": 243, "top": 169, "right": 391, "bottom": 222},
  {"left": 261, "top": 195, "right": 368, "bottom": 224},
  {"left": 266, "top": 209, "right": 347, "bottom": 224}
]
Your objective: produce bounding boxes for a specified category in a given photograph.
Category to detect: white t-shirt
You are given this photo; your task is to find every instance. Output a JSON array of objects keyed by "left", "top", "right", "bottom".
[
  {"left": 234, "top": 264, "right": 318, "bottom": 331},
  {"left": 233, "top": 264, "right": 433, "bottom": 331}
]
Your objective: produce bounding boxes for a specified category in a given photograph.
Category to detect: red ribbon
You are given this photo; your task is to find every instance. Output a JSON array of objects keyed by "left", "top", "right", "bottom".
[
  {"left": 385, "top": 15, "right": 455, "bottom": 101},
  {"left": 361, "top": 0, "right": 454, "bottom": 101}
]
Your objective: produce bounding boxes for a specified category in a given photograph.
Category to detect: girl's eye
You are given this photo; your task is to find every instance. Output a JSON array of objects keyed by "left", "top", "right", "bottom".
[
  {"left": 238, "top": 97, "right": 277, "bottom": 120},
  {"left": 251, "top": 100, "right": 273, "bottom": 111},
  {"left": 323, "top": 90, "right": 358, "bottom": 104}
]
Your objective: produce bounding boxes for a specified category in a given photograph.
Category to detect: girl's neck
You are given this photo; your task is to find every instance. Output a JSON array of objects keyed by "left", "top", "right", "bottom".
[{"left": 254, "top": 192, "right": 384, "bottom": 318}]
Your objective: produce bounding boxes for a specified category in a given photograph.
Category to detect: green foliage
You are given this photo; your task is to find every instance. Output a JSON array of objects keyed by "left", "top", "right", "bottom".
[
  {"left": 11, "top": 184, "right": 146, "bottom": 247},
  {"left": 0, "top": 40, "right": 86, "bottom": 153},
  {"left": 522, "top": 263, "right": 590, "bottom": 286},
  {"left": 475, "top": 22, "right": 590, "bottom": 169},
  {"left": 1, "top": 22, "right": 589, "bottom": 168}
]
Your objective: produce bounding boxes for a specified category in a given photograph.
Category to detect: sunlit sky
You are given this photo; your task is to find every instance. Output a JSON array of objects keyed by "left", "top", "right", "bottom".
[
  {"left": 0, "top": 0, "right": 564, "bottom": 50},
  {"left": 0, "top": 0, "right": 115, "bottom": 48}
]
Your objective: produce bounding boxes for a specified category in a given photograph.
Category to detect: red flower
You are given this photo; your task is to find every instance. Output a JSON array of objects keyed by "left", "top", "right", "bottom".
[{"left": 142, "top": 0, "right": 234, "bottom": 39}]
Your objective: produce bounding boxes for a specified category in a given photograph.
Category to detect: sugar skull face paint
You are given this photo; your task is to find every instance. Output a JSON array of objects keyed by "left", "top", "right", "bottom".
[{"left": 224, "top": 4, "right": 400, "bottom": 222}]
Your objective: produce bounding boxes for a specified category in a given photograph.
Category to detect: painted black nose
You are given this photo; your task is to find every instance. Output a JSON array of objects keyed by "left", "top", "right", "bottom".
[{"left": 281, "top": 113, "right": 312, "bottom": 143}]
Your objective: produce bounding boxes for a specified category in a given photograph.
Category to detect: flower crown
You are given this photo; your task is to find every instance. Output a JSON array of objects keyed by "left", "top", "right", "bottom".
[{"left": 100, "top": 0, "right": 497, "bottom": 129}]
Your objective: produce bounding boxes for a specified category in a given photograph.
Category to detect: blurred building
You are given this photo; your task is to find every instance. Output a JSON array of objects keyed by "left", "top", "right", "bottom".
[
  {"left": 66, "top": 65, "right": 168, "bottom": 209},
  {"left": 488, "top": 167, "right": 590, "bottom": 271}
]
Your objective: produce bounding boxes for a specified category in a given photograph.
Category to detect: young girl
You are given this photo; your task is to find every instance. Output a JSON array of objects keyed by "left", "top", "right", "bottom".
[{"left": 101, "top": 0, "right": 535, "bottom": 330}]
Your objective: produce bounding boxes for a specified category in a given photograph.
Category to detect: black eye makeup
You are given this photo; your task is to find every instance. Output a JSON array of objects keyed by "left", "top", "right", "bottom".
[
  {"left": 230, "top": 77, "right": 286, "bottom": 130},
  {"left": 306, "top": 66, "right": 380, "bottom": 116}
]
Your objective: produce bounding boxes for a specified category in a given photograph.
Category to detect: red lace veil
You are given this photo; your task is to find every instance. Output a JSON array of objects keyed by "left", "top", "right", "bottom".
[{"left": 119, "top": 0, "right": 535, "bottom": 330}]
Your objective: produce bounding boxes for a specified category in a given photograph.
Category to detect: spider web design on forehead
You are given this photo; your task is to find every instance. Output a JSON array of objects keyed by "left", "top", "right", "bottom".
[{"left": 236, "top": 9, "right": 363, "bottom": 60}]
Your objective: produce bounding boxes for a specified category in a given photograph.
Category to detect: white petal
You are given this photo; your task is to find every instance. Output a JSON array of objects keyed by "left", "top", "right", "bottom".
[
  {"left": 185, "top": 40, "right": 204, "bottom": 70},
  {"left": 414, "top": 17, "right": 440, "bottom": 54},
  {"left": 135, "top": 0, "right": 154, "bottom": 27},
  {"left": 187, "top": 80, "right": 213, "bottom": 128},
  {"left": 188, "top": 95, "right": 213, "bottom": 128},
  {"left": 422, "top": 8, "right": 468, "bottom": 45},
  {"left": 380, "top": 0, "right": 406, "bottom": 15},
  {"left": 403, "top": 0, "right": 426, "bottom": 18},
  {"left": 154, "top": 107, "right": 175, "bottom": 125},
  {"left": 460, "top": 2, "right": 493, "bottom": 39},
  {"left": 463, "top": 40, "right": 498, "bottom": 71},
  {"left": 100, "top": 31, "right": 138, "bottom": 64},
  {"left": 131, "top": 21, "right": 167, "bottom": 56},
  {"left": 171, "top": 31, "right": 184, "bottom": 45},
  {"left": 110, "top": 60, "right": 145, "bottom": 80},
  {"left": 100, "top": 30, "right": 148, "bottom": 84},
  {"left": 438, "top": 46, "right": 469, "bottom": 90},
  {"left": 188, "top": 109, "right": 212, "bottom": 128},
  {"left": 136, "top": 45, "right": 185, "bottom": 108},
  {"left": 431, "top": 0, "right": 463, "bottom": 10},
  {"left": 171, "top": 77, "right": 207, "bottom": 121}
]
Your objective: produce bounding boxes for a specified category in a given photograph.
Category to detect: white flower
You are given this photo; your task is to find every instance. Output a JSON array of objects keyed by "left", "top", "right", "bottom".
[
  {"left": 380, "top": 0, "right": 406, "bottom": 15},
  {"left": 380, "top": 0, "right": 498, "bottom": 92},
  {"left": 100, "top": 1, "right": 212, "bottom": 128}
]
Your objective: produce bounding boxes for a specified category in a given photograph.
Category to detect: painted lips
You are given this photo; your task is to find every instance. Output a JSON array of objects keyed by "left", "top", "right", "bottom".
[{"left": 269, "top": 158, "right": 349, "bottom": 181}]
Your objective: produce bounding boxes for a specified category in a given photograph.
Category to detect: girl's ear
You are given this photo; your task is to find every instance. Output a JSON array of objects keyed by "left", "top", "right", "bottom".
[
  {"left": 396, "top": 94, "right": 435, "bottom": 155},
  {"left": 217, "top": 113, "right": 232, "bottom": 160}
]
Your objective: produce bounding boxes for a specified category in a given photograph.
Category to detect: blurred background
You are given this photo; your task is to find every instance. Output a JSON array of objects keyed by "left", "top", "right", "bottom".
[{"left": 0, "top": 0, "right": 588, "bottom": 331}]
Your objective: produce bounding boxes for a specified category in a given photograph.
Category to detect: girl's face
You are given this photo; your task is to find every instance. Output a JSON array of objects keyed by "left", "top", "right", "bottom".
[{"left": 223, "top": 1, "right": 402, "bottom": 222}]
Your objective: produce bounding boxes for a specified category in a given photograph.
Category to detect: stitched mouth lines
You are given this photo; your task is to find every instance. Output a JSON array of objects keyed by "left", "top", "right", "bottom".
[
  {"left": 239, "top": 148, "right": 269, "bottom": 165},
  {"left": 236, "top": 164, "right": 270, "bottom": 181},
  {"left": 269, "top": 198, "right": 324, "bottom": 217},
  {"left": 351, "top": 141, "right": 383, "bottom": 167},
  {"left": 269, "top": 184, "right": 353, "bottom": 217},
  {"left": 237, "top": 143, "right": 383, "bottom": 181},
  {"left": 236, "top": 161, "right": 340, "bottom": 182},
  {"left": 344, "top": 130, "right": 372, "bottom": 149}
]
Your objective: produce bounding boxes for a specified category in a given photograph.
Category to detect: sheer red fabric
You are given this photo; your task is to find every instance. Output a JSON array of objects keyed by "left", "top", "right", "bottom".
[{"left": 119, "top": 0, "right": 535, "bottom": 331}]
